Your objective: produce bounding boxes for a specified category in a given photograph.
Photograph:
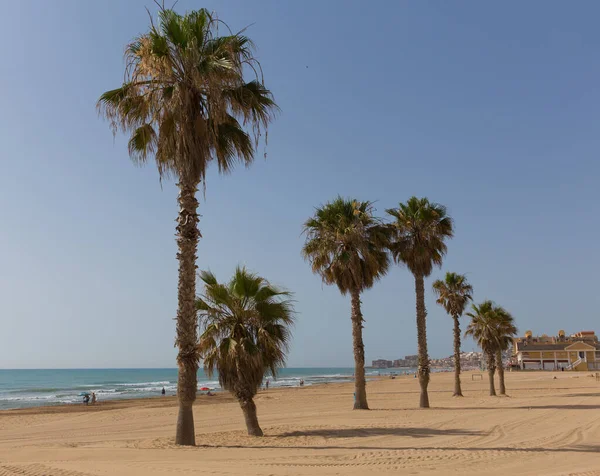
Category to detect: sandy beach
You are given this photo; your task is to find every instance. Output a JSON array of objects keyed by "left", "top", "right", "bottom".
[{"left": 0, "top": 371, "right": 599, "bottom": 475}]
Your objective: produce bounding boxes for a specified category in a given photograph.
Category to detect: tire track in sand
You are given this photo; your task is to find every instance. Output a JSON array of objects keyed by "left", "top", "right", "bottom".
[
  {"left": 254, "top": 446, "right": 511, "bottom": 473},
  {"left": 0, "top": 464, "right": 97, "bottom": 476}
]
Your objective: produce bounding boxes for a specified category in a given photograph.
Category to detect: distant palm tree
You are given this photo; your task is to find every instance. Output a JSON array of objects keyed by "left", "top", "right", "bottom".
[
  {"left": 492, "top": 306, "right": 517, "bottom": 395},
  {"left": 302, "top": 197, "right": 391, "bottom": 409},
  {"left": 97, "top": 8, "right": 277, "bottom": 445},
  {"left": 197, "top": 267, "right": 294, "bottom": 436},
  {"left": 432, "top": 272, "right": 473, "bottom": 397},
  {"left": 465, "top": 301, "right": 499, "bottom": 396},
  {"left": 387, "top": 197, "right": 454, "bottom": 408}
]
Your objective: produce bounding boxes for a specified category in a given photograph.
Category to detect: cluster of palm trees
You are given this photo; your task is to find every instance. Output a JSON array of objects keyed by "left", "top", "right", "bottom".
[
  {"left": 98, "top": 7, "right": 517, "bottom": 444},
  {"left": 465, "top": 301, "right": 517, "bottom": 396},
  {"left": 433, "top": 278, "right": 517, "bottom": 397},
  {"left": 302, "top": 196, "right": 517, "bottom": 412}
]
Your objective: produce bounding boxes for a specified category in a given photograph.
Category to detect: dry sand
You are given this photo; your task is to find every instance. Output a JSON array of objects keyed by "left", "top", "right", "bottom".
[{"left": 0, "top": 370, "right": 599, "bottom": 475}]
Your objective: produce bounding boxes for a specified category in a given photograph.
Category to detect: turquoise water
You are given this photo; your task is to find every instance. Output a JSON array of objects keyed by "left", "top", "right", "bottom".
[{"left": 0, "top": 368, "right": 379, "bottom": 410}]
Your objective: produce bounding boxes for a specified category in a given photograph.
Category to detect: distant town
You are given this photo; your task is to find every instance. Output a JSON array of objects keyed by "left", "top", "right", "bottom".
[{"left": 370, "top": 352, "right": 484, "bottom": 370}]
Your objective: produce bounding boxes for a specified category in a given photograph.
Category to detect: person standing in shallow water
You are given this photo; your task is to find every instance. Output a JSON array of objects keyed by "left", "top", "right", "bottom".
[{"left": 161, "top": 387, "right": 166, "bottom": 396}]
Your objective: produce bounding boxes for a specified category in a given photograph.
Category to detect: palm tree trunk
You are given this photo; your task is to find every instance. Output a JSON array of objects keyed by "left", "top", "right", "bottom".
[
  {"left": 174, "top": 181, "right": 200, "bottom": 446},
  {"left": 239, "top": 397, "right": 263, "bottom": 436},
  {"left": 486, "top": 350, "right": 496, "bottom": 396},
  {"left": 452, "top": 316, "right": 463, "bottom": 397},
  {"left": 414, "top": 274, "right": 430, "bottom": 408},
  {"left": 350, "top": 288, "right": 368, "bottom": 410},
  {"left": 496, "top": 349, "right": 506, "bottom": 395}
]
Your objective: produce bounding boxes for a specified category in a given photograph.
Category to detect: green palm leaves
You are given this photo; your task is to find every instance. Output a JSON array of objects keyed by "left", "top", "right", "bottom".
[
  {"left": 433, "top": 273, "right": 473, "bottom": 320},
  {"left": 386, "top": 197, "right": 454, "bottom": 278},
  {"left": 465, "top": 301, "right": 516, "bottom": 355},
  {"left": 302, "top": 197, "right": 391, "bottom": 295},
  {"left": 97, "top": 8, "right": 277, "bottom": 184},
  {"left": 197, "top": 267, "right": 294, "bottom": 392}
]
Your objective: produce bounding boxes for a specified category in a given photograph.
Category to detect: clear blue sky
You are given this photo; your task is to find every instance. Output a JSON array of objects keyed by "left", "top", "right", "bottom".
[{"left": 1, "top": 0, "right": 599, "bottom": 368}]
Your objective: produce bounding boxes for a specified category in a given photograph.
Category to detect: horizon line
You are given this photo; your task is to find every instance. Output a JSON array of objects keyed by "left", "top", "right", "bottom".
[{"left": 0, "top": 366, "right": 357, "bottom": 371}]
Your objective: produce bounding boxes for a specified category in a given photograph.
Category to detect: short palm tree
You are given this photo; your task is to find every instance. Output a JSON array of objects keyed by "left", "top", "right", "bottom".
[
  {"left": 465, "top": 301, "right": 500, "bottom": 396},
  {"left": 432, "top": 272, "right": 473, "bottom": 397},
  {"left": 197, "top": 267, "right": 294, "bottom": 436},
  {"left": 97, "top": 8, "right": 277, "bottom": 445},
  {"left": 302, "top": 197, "right": 391, "bottom": 410},
  {"left": 387, "top": 197, "right": 454, "bottom": 408},
  {"left": 492, "top": 306, "right": 517, "bottom": 395}
]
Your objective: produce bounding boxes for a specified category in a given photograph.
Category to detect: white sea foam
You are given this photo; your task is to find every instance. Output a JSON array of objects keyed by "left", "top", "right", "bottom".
[{"left": 0, "top": 369, "right": 358, "bottom": 409}]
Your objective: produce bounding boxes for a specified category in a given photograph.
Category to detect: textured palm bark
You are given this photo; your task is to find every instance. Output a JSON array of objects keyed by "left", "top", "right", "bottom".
[
  {"left": 415, "top": 275, "right": 430, "bottom": 408},
  {"left": 239, "top": 397, "right": 263, "bottom": 436},
  {"left": 487, "top": 350, "right": 497, "bottom": 396},
  {"left": 350, "top": 288, "right": 369, "bottom": 410},
  {"left": 496, "top": 349, "right": 506, "bottom": 395},
  {"left": 452, "top": 316, "right": 463, "bottom": 397},
  {"left": 174, "top": 181, "right": 200, "bottom": 446}
]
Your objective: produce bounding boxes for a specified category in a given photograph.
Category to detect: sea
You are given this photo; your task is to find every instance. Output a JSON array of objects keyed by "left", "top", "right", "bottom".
[{"left": 0, "top": 368, "right": 400, "bottom": 410}]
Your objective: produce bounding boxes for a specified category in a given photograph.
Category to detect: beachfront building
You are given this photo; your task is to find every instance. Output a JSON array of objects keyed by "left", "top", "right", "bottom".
[
  {"left": 392, "top": 355, "right": 419, "bottom": 367},
  {"left": 512, "top": 330, "right": 600, "bottom": 371},
  {"left": 372, "top": 359, "right": 393, "bottom": 369}
]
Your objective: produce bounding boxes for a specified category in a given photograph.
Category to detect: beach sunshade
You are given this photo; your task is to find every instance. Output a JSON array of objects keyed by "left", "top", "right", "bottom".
[
  {"left": 200, "top": 387, "right": 210, "bottom": 391},
  {"left": 79, "top": 392, "right": 90, "bottom": 396}
]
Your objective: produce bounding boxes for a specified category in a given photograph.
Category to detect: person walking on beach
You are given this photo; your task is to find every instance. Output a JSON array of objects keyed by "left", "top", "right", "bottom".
[
  {"left": 265, "top": 380, "right": 269, "bottom": 390},
  {"left": 161, "top": 387, "right": 166, "bottom": 396},
  {"left": 91, "top": 392, "right": 97, "bottom": 405}
]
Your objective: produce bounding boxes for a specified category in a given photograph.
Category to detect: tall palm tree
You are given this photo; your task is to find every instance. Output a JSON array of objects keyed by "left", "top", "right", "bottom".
[
  {"left": 432, "top": 272, "right": 473, "bottom": 397},
  {"left": 302, "top": 197, "right": 391, "bottom": 410},
  {"left": 465, "top": 301, "right": 499, "bottom": 396},
  {"left": 387, "top": 197, "right": 454, "bottom": 408},
  {"left": 493, "top": 306, "right": 517, "bottom": 395},
  {"left": 97, "top": 9, "right": 277, "bottom": 445},
  {"left": 197, "top": 267, "right": 294, "bottom": 436}
]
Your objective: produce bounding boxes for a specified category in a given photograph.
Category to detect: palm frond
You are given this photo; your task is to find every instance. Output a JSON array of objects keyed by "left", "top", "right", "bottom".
[
  {"left": 159, "top": 9, "right": 187, "bottom": 48},
  {"left": 127, "top": 124, "right": 157, "bottom": 163}
]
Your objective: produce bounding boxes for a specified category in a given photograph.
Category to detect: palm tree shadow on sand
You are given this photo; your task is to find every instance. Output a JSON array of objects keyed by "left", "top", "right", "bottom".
[
  {"left": 197, "top": 437, "right": 600, "bottom": 454},
  {"left": 371, "top": 404, "right": 600, "bottom": 411},
  {"left": 194, "top": 425, "right": 600, "bottom": 454}
]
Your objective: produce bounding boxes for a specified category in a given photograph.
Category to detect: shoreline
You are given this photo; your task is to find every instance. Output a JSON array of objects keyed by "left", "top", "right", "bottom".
[
  {"left": 0, "top": 367, "right": 359, "bottom": 411},
  {"left": 0, "top": 379, "right": 352, "bottom": 415},
  {"left": 0, "top": 369, "right": 584, "bottom": 414}
]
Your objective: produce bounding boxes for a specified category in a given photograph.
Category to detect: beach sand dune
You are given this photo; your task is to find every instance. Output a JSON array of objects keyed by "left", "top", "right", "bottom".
[{"left": 0, "top": 371, "right": 599, "bottom": 475}]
